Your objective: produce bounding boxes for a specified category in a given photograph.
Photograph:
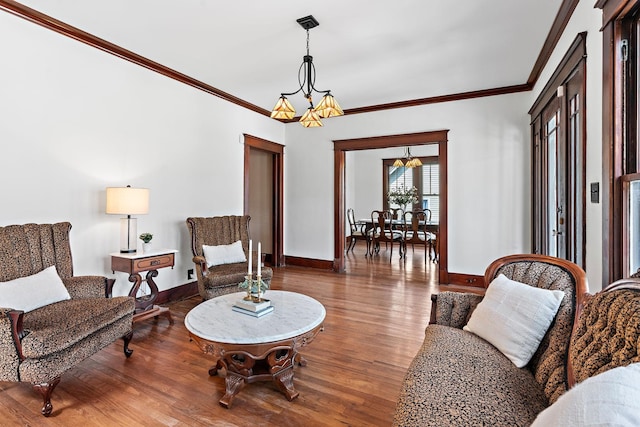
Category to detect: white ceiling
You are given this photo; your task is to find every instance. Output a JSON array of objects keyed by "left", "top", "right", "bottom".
[{"left": 16, "top": 0, "right": 563, "bottom": 115}]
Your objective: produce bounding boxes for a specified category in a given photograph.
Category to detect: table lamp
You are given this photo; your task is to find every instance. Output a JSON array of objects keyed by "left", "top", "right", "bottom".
[{"left": 106, "top": 185, "right": 149, "bottom": 253}]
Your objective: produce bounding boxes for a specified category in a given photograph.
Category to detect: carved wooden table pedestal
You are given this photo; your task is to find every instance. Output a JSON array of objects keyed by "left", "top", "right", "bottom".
[{"left": 184, "top": 291, "right": 325, "bottom": 408}]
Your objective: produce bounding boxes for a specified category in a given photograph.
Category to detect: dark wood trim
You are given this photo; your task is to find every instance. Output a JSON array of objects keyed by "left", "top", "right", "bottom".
[
  {"left": 601, "top": 21, "right": 617, "bottom": 286},
  {"left": 341, "top": 85, "right": 532, "bottom": 117},
  {"left": 334, "top": 130, "right": 449, "bottom": 151},
  {"left": 596, "top": 0, "right": 637, "bottom": 27},
  {"left": 333, "top": 131, "right": 449, "bottom": 283},
  {"left": 1, "top": 0, "right": 572, "bottom": 120},
  {"left": 529, "top": 33, "right": 588, "bottom": 116},
  {"left": 445, "top": 273, "right": 485, "bottom": 288},
  {"left": 596, "top": 1, "right": 639, "bottom": 284},
  {"left": 284, "top": 256, "right": 334, "bottom": 270},
  {"left": 0, "top": 0, "right": 269, "bottom": 117},
  {"left": 438, "top": 137, "right": 449, "bottom": 284},
  {"left": 155, "top": 281, "right": 199, "bottom": 305},
  {"left": 243, "top": 134, "right": 285, "bottom": 267},
  {"left": 527, "top": 0, "right": 581, "bottom": 86}
]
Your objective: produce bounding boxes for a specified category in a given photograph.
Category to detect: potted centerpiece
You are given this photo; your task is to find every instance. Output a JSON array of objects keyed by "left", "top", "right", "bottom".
[
  {"left": 139, "top": 232, "right": 153, "bottom": 253},
  {"left": 387, "top": 184, "right": 419, "bottom": 212}
]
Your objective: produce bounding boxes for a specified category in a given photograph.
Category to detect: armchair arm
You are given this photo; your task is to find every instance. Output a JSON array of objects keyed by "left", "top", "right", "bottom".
[
  {"left": 429, "top": 292, "right": 484, "bottom": 329},
  {"left": 63, "top": 276, "right": 107, "bottom": 299},
  {"left": 0, "top": 308, "right": 24, "bottom": 381},
  {"left": 192, "top": 255, "right": 208, "bottom": 277}
]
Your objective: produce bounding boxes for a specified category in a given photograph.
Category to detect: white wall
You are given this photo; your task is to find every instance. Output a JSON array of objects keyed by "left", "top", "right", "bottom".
[
  {"left": 0, "top": 12, "right": 284, "bottom": 296},
  {"left": 529, "top": 0, "right": 603, "bottom": 291},
  {"left": 1, "top": 1, "right": 606, "bottom": 293},
  {"left": 285, "top": 93, "right": 532, "bottom": 273}
]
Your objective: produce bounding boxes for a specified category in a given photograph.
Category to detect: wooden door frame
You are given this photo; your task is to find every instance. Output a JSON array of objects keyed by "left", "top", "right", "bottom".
[
  {"left": 333, "top": 130, "right": 449, "bottom": 283},
  {"left": 243, "top": 134, "right": 285, "bottom": 267}
]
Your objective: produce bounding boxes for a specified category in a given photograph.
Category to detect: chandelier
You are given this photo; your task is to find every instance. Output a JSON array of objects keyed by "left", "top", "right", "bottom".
[
  {"left": 393, "top": 147, "right": 423, "bottom": 168},
  {"left": 270, "top": 15, "right": 344, "bottom": 127}
]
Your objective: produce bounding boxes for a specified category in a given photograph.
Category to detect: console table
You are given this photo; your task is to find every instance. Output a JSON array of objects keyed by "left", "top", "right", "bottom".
[{"left": 110, "top": 249, "right": 178, "bottom": 324}]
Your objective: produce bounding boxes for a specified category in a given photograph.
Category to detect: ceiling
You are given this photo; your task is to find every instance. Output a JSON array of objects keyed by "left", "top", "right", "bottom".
[{"left": 10, "top": 0, "right": 564, "bottom": 116}]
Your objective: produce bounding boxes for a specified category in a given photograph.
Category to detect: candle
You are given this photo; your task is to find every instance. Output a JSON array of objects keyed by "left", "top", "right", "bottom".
[
  {"left": 257, "top": 241, "right": 261, "bottom": 276},
  {"left": 248, "top": 239, "right": 252, "bottom": 275}
]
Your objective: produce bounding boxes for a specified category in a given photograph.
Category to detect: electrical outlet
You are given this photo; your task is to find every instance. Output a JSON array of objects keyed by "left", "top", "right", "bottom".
[{"left": 187, "top": 269, "right": 194, "bottom": 280}]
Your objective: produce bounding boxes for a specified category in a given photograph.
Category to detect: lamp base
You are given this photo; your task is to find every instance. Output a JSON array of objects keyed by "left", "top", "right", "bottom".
[{"left": 120, "top": 217, "right": 137, "bottom": 253}]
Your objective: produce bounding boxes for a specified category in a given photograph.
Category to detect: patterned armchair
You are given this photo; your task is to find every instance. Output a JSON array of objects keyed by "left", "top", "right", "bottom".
[
  {"left": 0, "top": 223, "right": 135, "bottom": 416},
  {"left": 186, "top": 215, "right": 273, "bottom": 300}
]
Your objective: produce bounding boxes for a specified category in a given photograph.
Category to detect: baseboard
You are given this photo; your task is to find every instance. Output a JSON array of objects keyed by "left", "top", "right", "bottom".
[
  {"left": 446, "top": 273, "right": 485, "bottom": 288},
  {"left": 284, "top": 256, "right": 334, "bottom": 270},
  {"left": 155, "top": 281, "right": 199, "bottom": 305},
  {"left": 155, "top": 270, "right": 485, "bottom": 305}
]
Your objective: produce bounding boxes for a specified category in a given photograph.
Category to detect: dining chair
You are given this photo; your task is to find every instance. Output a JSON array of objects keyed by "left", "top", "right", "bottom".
[
  {"left": 371, "top": 210, "right": 403, "bottom": 260},
  {"left": 402, "top": 210, "right": 434, "bottom": 263},
  {"left": 346, "top": 208, "right": 370, "bottom": 255}
]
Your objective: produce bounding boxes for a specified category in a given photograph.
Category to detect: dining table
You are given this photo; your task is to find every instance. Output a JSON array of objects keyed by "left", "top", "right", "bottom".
[{"left": 357, "top": 217, "right": 439, "bottom": 259}]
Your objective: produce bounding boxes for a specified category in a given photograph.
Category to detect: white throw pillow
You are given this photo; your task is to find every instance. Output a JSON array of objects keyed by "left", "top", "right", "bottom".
[
  {"left": 463, "top": 273, "right": 565, "bottom": 368},
  {"left": 531, "top": 363, "right": 640, "bottom": 427},
  {"left": 0, "top": 265, "right": 71, "bottom": 312},
  {"left": 203, "top": 240, "right": 247, "bottom": 268}
]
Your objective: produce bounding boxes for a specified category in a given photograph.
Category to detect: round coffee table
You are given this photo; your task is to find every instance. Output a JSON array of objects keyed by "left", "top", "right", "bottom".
[{"left": 184, "top": 290, "right": 325, "bottom": 408}]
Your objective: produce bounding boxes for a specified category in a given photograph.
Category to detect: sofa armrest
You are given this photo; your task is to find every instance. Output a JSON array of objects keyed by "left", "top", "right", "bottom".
[
  {"left": 63, "top": 276, "right": 107, "bottom": 299},
  {"left": 0, "top": 308, "right": 24, "bottom": 381},
  {"left": 429, "top": 292, "right": 484, "bottom": 328}
]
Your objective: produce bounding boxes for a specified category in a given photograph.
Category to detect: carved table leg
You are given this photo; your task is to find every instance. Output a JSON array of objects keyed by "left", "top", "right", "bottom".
[
  {"left": 128, "top": 270, "right": 160, "bottom": 313},
  {"left": 268, "top": 348, "right": 298, "bottom": 401},
  {"left": 33, "top": 376, "right": 61, "bottom": 417},
  {"left": 273, "top": 367, "right": 299, "bottom": 401},
  {"left": 219, "top": 374, "right": 246, "bottom": 408}
]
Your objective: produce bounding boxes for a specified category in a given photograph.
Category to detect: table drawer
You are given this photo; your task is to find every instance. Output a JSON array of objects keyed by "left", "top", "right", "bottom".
[{"left": 133, "top": 254, "right": 174, "bottom": 272}]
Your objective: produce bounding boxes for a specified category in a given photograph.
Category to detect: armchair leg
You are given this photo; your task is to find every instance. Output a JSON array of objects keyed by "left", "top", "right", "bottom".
[
  {"left": 33, "top": 376, "right": 61, "bottom": 417},
  {"left": 123, "top": 331, "right": 134, "bottom": 358}
]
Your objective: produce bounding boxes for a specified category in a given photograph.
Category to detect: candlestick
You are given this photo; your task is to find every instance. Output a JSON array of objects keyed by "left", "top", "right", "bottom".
[
  {"left": 256, "top": 274, "right": 262, "bottom": 301},
  {"left": 248, "top": 239, "right": 252, "bottom": 276},
  {"left": 257, "top": 241, "right": 261, "bottom": 276},
  {"left": 243, "top": 275, "right": 253, "bottom": 301}
]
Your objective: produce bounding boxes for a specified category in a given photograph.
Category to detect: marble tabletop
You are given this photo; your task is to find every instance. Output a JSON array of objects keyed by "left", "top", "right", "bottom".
[{"left": 184, "top": 290, "right": 326, "bottom": 344}]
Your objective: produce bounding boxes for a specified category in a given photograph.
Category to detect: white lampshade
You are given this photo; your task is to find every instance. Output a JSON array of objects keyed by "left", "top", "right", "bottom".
[
  {"left": 106, "top": 187, "right": 149, "bottom": 215},
  {"left": 106, "top": 186, "right": 149, "bottom": 253}
]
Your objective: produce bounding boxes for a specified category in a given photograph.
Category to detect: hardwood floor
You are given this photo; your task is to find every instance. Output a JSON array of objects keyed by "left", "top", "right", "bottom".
[{"left": 1, "top": 245, "right": 443, "bottom": 426}]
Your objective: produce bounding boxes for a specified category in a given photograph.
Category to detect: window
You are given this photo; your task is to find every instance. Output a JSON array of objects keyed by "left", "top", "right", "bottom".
[{"left": 383, "top": 157, "right": 439, "bottom": 221}]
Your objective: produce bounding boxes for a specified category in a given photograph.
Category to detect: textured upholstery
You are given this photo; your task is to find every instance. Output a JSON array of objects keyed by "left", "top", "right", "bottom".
[
  {"left": 433, "top": 291, "right": 483, "bottom": 328},
  {"left": 394, "top": 255, "right": 587, "bottom": 426},
  {"left": 393, "top": 325, "right": 548, "bottom": 427},
  {"left": 186, "top": 216, "right": 273, "bottom": 300},
  {"left": 570, "top": 284, "right": 640, "bottom": 383},
  {"left": 0, "top": 222, "right": 135, "bottom": 415}
]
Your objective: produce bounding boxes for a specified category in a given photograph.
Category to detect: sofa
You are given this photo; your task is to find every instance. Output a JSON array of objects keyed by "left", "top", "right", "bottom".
[
  {"left": 0, "top": 222, "right": 135, "bottom": 416},
  {"left": 394, "top": 254, "right": 640, "bottom": 426},
  {"left": 186, "top": 215, "right": 273, "bottom": 300}
]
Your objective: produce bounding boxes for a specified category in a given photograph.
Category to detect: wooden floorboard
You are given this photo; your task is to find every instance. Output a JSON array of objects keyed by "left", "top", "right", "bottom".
[{"left": 2, "top": 244, "right": 444, "bottom": 426}]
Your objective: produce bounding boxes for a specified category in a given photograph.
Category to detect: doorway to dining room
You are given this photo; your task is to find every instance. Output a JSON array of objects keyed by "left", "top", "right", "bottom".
[{"left": 333, "top": 130, "right": 449, "bottom": 284}]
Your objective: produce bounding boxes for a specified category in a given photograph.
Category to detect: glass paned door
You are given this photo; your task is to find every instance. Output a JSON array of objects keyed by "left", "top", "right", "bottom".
[{"left": 544, "top": 101, "right": 566, "bottom": 258}]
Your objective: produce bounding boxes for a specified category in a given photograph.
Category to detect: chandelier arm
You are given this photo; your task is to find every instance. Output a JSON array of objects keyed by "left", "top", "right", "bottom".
[{"left": 279, "top": 62, "right": 307, "bottom": 97}]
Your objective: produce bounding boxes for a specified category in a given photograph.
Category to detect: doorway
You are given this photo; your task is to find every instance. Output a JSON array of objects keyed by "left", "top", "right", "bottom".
[
  {"left": 243, "top": 134, "right": 284, "bottom": 267},
  {"left": 333, "top": 130, "right": 450, "bottom": 284}
]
